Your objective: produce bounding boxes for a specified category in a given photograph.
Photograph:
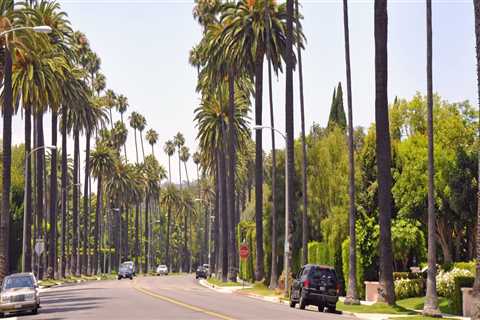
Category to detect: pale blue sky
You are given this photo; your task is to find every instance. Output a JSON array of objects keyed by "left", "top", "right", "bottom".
[{"left": 7, "top": 0, "right": 477, "bottom": 183}]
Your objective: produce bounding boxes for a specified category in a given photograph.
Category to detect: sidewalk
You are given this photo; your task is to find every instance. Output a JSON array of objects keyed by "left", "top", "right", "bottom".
[{"left": 198, "top": 280, "right": 470, "bottom": 320}]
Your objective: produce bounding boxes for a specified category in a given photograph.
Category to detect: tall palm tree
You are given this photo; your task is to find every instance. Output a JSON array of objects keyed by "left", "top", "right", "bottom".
[
  {"left": 90, "top": 144, "right": 116, "bottom": 274},
  {"left": 473, "top": 0, "right": 480, "bottom": 295},
  {"left": 146, "top": 129, "right": 159, "bottom": 157},
  {"left": 160, "top": 185, "right": 180, "bottom": 270},
  {"left": 174, "top": 133, "right": 185, "bottom": 188},
  {"left": 342, "top": 0, "right": 359, "bottom": 305},
  {"left": 116, "top": 94, "right": 129, "bottom": 159},
  {"left": 93, "top": 72, "right": 106, "bottom": 96},
  {"left": 284, "top": 0, "right": 295, "bottom": 293},
  {"left": 0, "top": 1, "right": 13, "bottom": 282},
  {"left": 105, "top": 89, "right": 116, "bottom": 129},
  {"left": 180, "top": 146, "right": 191, "bottom": 186},
  {"left": 138, "top": 114, "right": 147, "bottom": 161},
  {"left": 374, "top": 0, "right": 395, "bottom": 305},
  {"left": 423, "top": 0, "right": 440, "bottom": 315},
  {"left": 129, "top": 112, "right": 141, "bottom": 164},
  {"left": 164, "top": 140, "right": 175, "bottom": 183}
]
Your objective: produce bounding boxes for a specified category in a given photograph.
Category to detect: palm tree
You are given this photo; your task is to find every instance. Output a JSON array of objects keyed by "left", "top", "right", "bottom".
[
  {"left": 374, "top": 0, "right": 395, "bottom": 305},
  {"left": 0, "top": 1, "right": 13, "bottom": 282},
  {"left": 90, "top": 145, "right": 116, "bottom": 274},
  {"left": 160, "top": 185, "right": 180, "bottom": 271},
  {"left": 105, "top": 89, "right": 117, "bottom": 129},
  {"left": 423, "top": 0, "right": 440, "bottom": 315},
  {"left": 116, "top": 94, "right": 129, "bottom": 159},
  {"left": 180, "top": 146, "right": 191, "bottom": 186},
  {"left": 146, "top": 129, "right": 159, "bottom": 157},
  {"left": 164, "top": 140, "right": 175, "bottom": 183},
  {"left": 342, "top": 0, "right": 359, "bottom": 305},
  {"left": 93, "top": 72, "right": 106, "bottom": 96},
  {"left": 174, "top": 133, "right": 185, "bottom": 188},
  {"left": 284, "top": 0, "right": 295, "bottom": 293},
  {"left": 129, "top": 112, "right": 141, "bottom": 164},
  {"left": 473, "top": 0, "right": 480, "bottom": 295},
  {"left": 138, "top": 114, "right": 147, "bottom": 161}
]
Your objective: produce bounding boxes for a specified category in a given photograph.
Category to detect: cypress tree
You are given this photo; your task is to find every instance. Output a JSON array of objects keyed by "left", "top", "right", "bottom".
[
  {"left": 327, "top": 87, "right": 337, "bottom": 130},
  {"left": 335, "top": 82, "right": 347, "bottom": 130}
]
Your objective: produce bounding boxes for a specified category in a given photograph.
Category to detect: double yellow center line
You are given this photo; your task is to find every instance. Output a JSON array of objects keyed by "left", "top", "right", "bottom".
[{"left": 133, "top": 283, "right": 237, "bottom": 320}]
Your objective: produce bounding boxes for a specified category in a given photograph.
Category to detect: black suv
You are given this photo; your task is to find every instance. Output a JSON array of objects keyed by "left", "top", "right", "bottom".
[
  {"left": 195, "top": 266, "right": 208, "bottom": 279},
  {"left": 289, "top": 264, "right": 339, "bottom": 312}
]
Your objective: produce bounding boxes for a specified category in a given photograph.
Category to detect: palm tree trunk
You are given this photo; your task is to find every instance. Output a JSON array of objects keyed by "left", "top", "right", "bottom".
[
  {"left": 23, "top": 105, "right": 33, "bottom": 273},
  {"left": 168, "top": 156, "right": 172, "bottom": 183},
  {"left": 213, "top": 167, "right": 219, "bottom": 275},
  {"left": 140, "top": 132, "right": 145, "bottom": 162},
  {"left": 423, "top": 0, "right": 440, "bottom": 315},
  {"left": 121, "top": 113, "right": 127, "bottom": 161},
  {"left": 166, "top": 204, "right": 171, "bottom": 270},
  {"left": 254, "top": 48, "right": 265, "bottom": 282},
  {"left": 144, "top": 196, "right": 149, "bottom": 274},
  {"left": 94, "top": 176, "right": 102, "bottom": 275},
  {"left": 72, "top": 128, "right": 80, "bottom": 276},
  {"left": 125, "top": 206, "right": 129, "bottom": 261},
  {"left": 184, "top": 162, "right": 190, "bottom": 187},
  {"left": 227, "top": 73, "right": 237, "bottom": 282},
  {"left": 83, "top": 131, "right": 91, "bottom": 275},
  {"left": 265, "top": 16, "right": 278, "bottom": 288},
  {"left": 135, "top": 204, "right": 140, "bottom": 269},
  {"left": 218, "top": 147, "right": 228, "bottom": 282},
  {"left": 60, "top": 106, "right": 68, "bottom": 278},
  {"left": 293, "top": 0, "right": 309, "bottom": 267},
  {"left": 343, "top": 0, "right": 359, "bottom": 305},
  {"left": 134, "top": 129, "right": 139, "bottom": 164},
  {"left": 374, "top": 0, "right": 395, "bottom": 305},
  {"left": 285, "top": 0, "right": 295, "bottom": 293},
  {"left": 473, "top": 0, "right": 480, "bottom": 294},
  {"left": 109, "top": 109, "right": 113, "bottom": 130},
  {"left": 178, "top": 151, "right": 183, "bottom": 188},
  {"left": 49, "top": 111, "right": 58, "bottom": 279},
  {"left": 0, "top": 47, "right": 12, "bottom": 282},
  {"left": 36, "top": 111, "right": 46, "bottom": 280}
]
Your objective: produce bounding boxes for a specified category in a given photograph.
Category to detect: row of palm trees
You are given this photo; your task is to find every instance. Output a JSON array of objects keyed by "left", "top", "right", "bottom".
[
  {"left": 0, "top": 0, "right": 204, "bottom": 282},
  {"left": 190, "top": 0, "right": 480, "bottom": 311}
]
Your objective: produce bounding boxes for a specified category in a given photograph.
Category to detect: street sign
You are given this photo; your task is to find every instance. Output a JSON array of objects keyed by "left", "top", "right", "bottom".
[
  {"left": 35, "top": 239, "right": 45, "bottom": 256},
  {"left": 239, "top": 243, "right": 249, "bottom": 260}
]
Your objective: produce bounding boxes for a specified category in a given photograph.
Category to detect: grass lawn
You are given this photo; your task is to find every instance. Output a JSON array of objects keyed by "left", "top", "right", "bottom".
[
  {"left": 396, "top": 297, "right": 454, "bottom": 315},
  {"left": 238, "top": 283, "right": 283, "bottom": 297},
  {"left": 389, "top": 316, "right": 456, "bottom": 320},
  {"left": 207, "top": 277, "right": 242, "bottom": 287},
  {"left": 337, "top": 302, "right": 416, "bottom": 314}
]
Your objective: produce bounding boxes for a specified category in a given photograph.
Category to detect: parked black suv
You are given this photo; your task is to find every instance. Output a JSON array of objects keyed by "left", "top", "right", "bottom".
[
  {"left": 289, "top": 264, "right": 339, "bottom": 312},
  {"left": 195, "top": 265, "right": 208, "bottom": 279}
]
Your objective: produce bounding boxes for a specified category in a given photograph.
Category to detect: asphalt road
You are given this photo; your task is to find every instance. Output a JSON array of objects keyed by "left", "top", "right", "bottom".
[{"left": 9, "top": 275, "right": 355, "bottom": 320}]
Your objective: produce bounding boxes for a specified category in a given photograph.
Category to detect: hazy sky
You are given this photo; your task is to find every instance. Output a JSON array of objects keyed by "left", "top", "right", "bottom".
[{"left": 5, "top": 0, "right": 477, "bottom": 184}]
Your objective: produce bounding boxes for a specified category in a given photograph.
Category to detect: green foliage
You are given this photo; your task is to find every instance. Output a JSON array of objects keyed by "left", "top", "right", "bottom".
[
  {"left": 451, "top": 276, "right": 474, "bottom": 315},
  {"left": 453, "top": 261, "right": 475, "bottom": 275},
  {"left": 327, "top": 82, "right": 347, "bottom": 131},
  {"left": 436, "top": 268, "right": 473, "bottom": 298},
  {"left": 394, "top": 279, "right": 424, "bottom": 299},
  {"left": 341, "top": 237, "right": 364, "bottom": 298},
  {"left": 391, "top": 219, "right": 426, "bottom": 270}
]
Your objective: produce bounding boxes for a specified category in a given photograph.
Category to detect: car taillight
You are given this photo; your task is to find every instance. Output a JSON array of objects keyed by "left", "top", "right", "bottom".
[
  {"left": 303, "top": 279, "right": 310, "bottom": 288},
  {"left": 336, "top": 283, "right": 340, "bottom": 294}
]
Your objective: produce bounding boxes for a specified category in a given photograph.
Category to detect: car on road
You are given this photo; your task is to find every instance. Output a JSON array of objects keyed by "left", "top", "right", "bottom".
[
  {"left": 118, "top": 261, "right": 135, "bottom": 280},
  {"left": 195, "top": 265, "right": 208, "bottom": 279},
  {"left": 289, "top": 264, "right": 339, "bottom": 312},
  {"left": 156, "top": 265, "right": 168, "bottom": 276},
  {"left": 0, "top": 273, "right": 40, "bottom": 317}
]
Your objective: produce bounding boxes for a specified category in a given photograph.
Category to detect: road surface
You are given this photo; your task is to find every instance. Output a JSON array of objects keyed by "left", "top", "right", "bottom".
[{"left": 10, "top": 275, "right": 354, "bottom": 319}]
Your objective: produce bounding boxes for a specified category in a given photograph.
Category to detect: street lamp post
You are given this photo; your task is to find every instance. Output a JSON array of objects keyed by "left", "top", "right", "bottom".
[
  {"left": 22, "top": 145, "right": 57, "bottom": 273},
  {"left": 252, "top": 125, "right": 290, "bottom": 295}
]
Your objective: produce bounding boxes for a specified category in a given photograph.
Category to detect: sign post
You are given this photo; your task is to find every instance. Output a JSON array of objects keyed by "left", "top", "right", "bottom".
[
  {"left": 35, "top": 239, "right": 45, "bottom": 278},
  {"left": 239, "top": 243, "right": 249, "bottom": 288}
]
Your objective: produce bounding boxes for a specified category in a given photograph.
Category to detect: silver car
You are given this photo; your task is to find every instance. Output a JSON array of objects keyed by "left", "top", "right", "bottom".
[
  {"left": 0, "top": 273, "right": 40, "bottom": 317},
  {"left": 156, "top": 265, "right": 168, "bottom": 276}
]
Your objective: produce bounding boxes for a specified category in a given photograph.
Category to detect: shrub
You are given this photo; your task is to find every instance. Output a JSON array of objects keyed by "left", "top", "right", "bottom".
[
  {"left": 436, "top": 267, "right": 473, "bottom": 298},
  {"left": 453, "top": 261, "right": 475, "bottom": 275},
  {"left": 451, "top": 276, "right": 474, "bottom": 315},
  {"left": 394, "top": 278, "right": 424, "bottom": 299},
  {"left": 393, "top": 272, "right": 420, "bottom": 280},
  {"left": 341, "top": 238, "right": 364, "bottom": 299},
  {"left": 308, "top": 241, "right": 320, "bottom": 265}
]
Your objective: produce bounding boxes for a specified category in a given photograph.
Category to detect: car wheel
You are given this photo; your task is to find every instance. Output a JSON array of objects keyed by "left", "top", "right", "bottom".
[
  {"left": 130, "top": 276, "right": 133, "bottom": 280},
  {"left": 32, "top": 307, "right": 38, "bottom": 315},
  {"left": 299, "top": 292, "right": 307, "bottom": 310},
  {"left": 118, "top": 276, "right": 122, "bottom": 280},
  {"left": 289, "top": 300, "right": 296, "bottom": 308},
  {"left": 327, "top": 306, "right": 337, "bottom": 313},
  {"left": 318, "top": 304, "right": 325, "bottom": 312},
  {"left": 0, "top": 312, "right": 4, "bottom": 318}
]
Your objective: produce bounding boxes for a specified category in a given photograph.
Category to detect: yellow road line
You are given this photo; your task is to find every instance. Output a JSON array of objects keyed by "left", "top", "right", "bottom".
[{"left": 133, "top": 284, "right": 237, "bottom": 320}]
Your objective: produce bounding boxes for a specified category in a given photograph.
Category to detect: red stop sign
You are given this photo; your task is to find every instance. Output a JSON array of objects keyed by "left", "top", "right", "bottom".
[{"left": 239, "top": 243, "right": 249, "bottom": 259}]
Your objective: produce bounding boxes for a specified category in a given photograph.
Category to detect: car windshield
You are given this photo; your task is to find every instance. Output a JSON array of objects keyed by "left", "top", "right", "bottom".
[
  {"left": 3, "top": 276, "right": 34, "bottom": 290},
  {"left": 120, "top": 263, "right": 133, "bottom": 271},
  {"left": 310, "top": 267, "right": 336, "bottom": 281},
  {"left": 159, "top": 265, "right": 166, "bottom": 268}
]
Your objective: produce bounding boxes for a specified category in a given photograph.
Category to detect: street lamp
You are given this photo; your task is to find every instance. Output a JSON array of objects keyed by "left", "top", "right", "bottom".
[
  {"left": 0, "top": 25, "right": 52, "bottom": 37},
  {"left": 252, "top": 125, "right": 290, "bottom": 295},
  {"left": 22, "top": 145, "right": 57, "bottom": 273},
  {"left": 194, "top": 198, "right": 213, "bottom": 271}
]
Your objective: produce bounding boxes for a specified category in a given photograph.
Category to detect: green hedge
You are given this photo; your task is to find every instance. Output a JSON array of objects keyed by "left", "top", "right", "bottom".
[
  {"left": 307, "top": 241, "right": 333, "bottom": 266},
  {"left": 453, "top": 261, "right": 475, "bottom": 275},
  {"left": 341, "top": 238, "right": 364, "bottom": 299},
  {"left": 394, "top": 278, "right": 424, "bottom": 299},
  {"left": 451, "top": 276, "right": 474, "bottom": 315},
  {"left": 393, "top": 272, "right": 421, "bottom": 280}
]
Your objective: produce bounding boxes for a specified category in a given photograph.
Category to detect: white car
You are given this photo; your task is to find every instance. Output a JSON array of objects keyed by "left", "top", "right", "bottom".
[{"left": 156, "top": 265, "right": 168, "bottom": 276}]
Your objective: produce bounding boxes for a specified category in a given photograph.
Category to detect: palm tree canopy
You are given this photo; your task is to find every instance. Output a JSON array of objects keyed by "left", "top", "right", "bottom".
[
  {"left": 89, "top": 144, "right": 117, "bottom": 179},
  {"left": 146, "top": 129, "right": 159, "bottom": 147},
  {"left": 116, "top": 94, "right": 128, "bottom": 114},
  {"left": 164, "top": 140, "right": 176, "bottom": 157},
  {"left": 179, "top": 146, "right": 191, "bottom": 163},
  {"left": 174, "top": 132, "right": 185, "bottom": 148}
]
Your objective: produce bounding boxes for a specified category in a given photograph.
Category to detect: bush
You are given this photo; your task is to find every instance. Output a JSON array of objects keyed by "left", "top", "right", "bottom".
[
  {"left": 436, "top": 267, "right": 473, "bottom": 298},
  {"left": 394, "top": 278, "right": 424, "bottom": 299},
  {"left": 341, "top": 238, "right": 364, "bottom": 299},
  {"left": 393, "top": 272, "right": 420, "bottom": 280},
  {"left": 451, "top": 276, "right": 474, "bottom": 315},
  {"left": 453, "top": 261, "right": 475, "bottom": 275}
]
